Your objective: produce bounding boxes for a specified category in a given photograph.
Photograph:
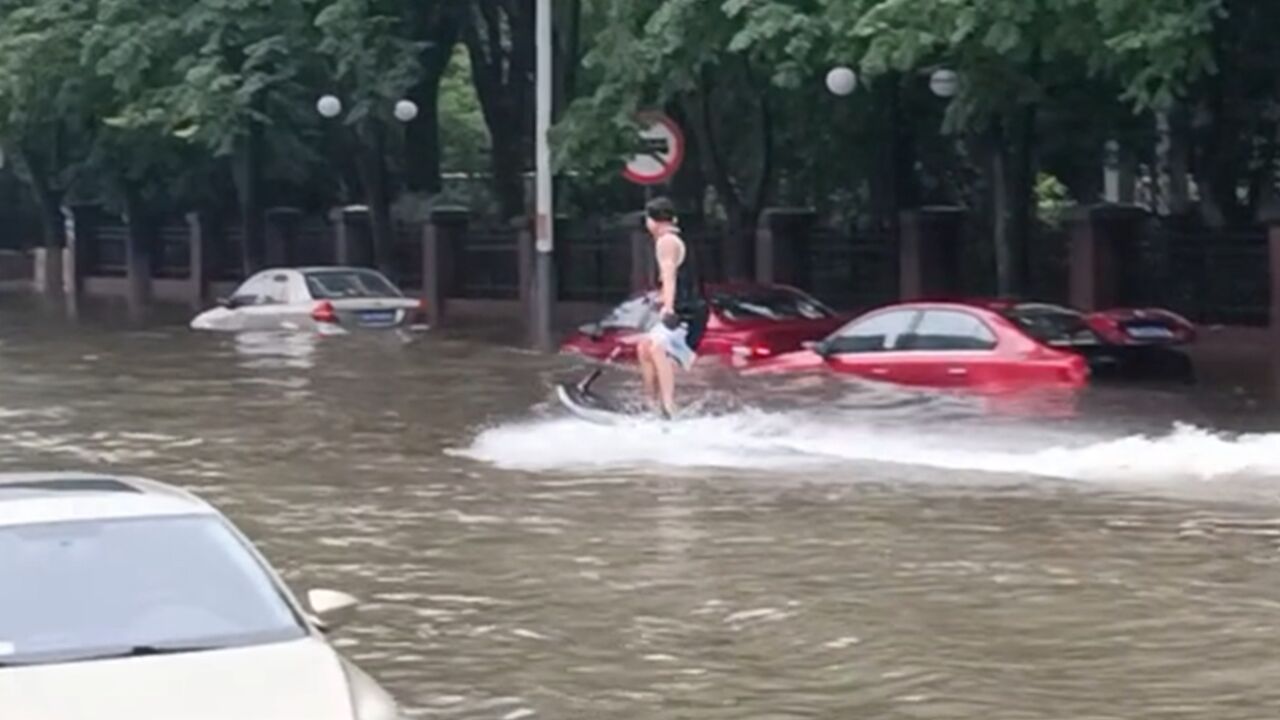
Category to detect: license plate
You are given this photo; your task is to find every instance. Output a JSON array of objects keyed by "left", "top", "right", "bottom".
[
  {"left": 1126, "top": 325, "right": 1174, "bottom": 340},
  {"left": 358, "top": 310, "right": 397, "bottom": 326}
]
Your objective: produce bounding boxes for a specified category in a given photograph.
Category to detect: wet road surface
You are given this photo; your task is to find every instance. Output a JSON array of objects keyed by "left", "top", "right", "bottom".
[{"left": 2, "top": 301, "right": 1280, "bottom": 718}]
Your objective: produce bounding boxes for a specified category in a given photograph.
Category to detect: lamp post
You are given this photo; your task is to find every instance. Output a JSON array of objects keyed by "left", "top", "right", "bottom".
[
  {"left": 532, "top": 0, "right": 554, "bottom": 352},
  {"left": 315, "top": 94, "right": 419, "bottom": 269}
]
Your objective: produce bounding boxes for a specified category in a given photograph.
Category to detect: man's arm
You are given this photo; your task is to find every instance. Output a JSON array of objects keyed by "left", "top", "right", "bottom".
[{"left": 655, "top": 234, "right": 680, "bottom": 315}]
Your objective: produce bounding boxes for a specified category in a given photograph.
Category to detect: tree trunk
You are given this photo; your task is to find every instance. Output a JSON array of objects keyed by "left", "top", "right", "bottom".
[
  {"left": 14, "top": 146, "right": 65, "bottom": 249},
  {"left": 489, "top": 129, "right": 526, "bottom": 221},
  {"left": 1155, "top": 106, "right": 1192, "bottom": 216},
  {"left": 355, "top": 123, "right": 396, "bottom": 277},
  {"left": 236, "top": 118, "right": 266, "bottom": 276},
  {"left": 122, "top": 184, "right": 153, "bottom": 316},
  {"left": 988, "top": 122, "right": 1015, "bottom": 296},
  {"left": 405, "top": 80, "right": 444, "bottom": 194},
  {"left": 405, "top": 14, "right": 459, "bottom": 194},
  {"left": 1007, "top": 103, "right": 1037, "bottom": 296},
  {"left": 553, "top": 0, "right": 582, "bottom": 118},
  {"left": 463, "top": 0, "right": 533, "bottom": 222},
  {"left": 890, "top": 78, "right": 919, "bottom": 215}
]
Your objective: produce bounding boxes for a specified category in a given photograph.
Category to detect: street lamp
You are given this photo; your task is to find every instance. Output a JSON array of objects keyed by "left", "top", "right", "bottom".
[
  {"left": 393, "top": 100, "right": 419, "bottom": 123},
  {"left": 315, "top": 95, "right": 418, "bottom": 124},
  {"left": 316, "top": 94, "right": 342, "bottom": 119},
  {"left": 825, "top": 66, "right": 857, "bottom": 97},
  {"left": 928, "top": 69, "right": 959, "bottom": 98}
]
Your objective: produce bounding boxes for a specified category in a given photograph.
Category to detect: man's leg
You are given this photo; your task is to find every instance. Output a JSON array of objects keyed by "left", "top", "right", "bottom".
[
  {"left": 636, "top": 339, "right": 659, "bottom": 409},
  {"left": 652, "top": 346, "right": 677, "bottom": 417}
]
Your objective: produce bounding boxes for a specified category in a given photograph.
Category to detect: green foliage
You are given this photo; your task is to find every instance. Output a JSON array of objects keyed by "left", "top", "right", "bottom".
[
  {"left": 1035, "top": 171, "right": 1075, "bottom": 227},
  {"left": 438, "top": 45, "right": 489, "bottom": 173},
  {"left": 314, "top": 0, "right": 424, "bottom": 130}
]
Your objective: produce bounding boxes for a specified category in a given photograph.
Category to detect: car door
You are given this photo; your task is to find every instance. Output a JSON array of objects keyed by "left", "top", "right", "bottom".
[
  {"left": 822, "top": 309, "right": 921, "bottom": 383},
  {"left": 895, "top": 309, "right": 1000, "bottom": 387}
]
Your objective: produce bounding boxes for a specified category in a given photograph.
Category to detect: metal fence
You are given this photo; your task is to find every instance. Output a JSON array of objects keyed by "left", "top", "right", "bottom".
[
  {"left": 1120, "top": 223, "right": 1269, "bottom": 326},
  {"left": 155, "top": 223, "right": 191, "bottom": 278},
  {"left": 556, "top": 228, "right": 631, "bottom": 302},
  {"left": 1029, "top": 223, "right": 1069, "bottom": 304},
  {"left": 807, "top": 228, "right": 898, "bottom": 310},
  {"left": 455, "top": 225, "right": 520, "bottom": 299}
]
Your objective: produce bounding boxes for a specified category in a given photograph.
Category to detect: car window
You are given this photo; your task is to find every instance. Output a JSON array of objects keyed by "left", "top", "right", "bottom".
[
  {"left": 599, "top": 294, "right": 657, "bottom": 330},
  {"left": 824, "top": 310, "right": 919, "bottom": 354},
  {"left": 899, "top": 310, "right": 998, "bottom": 351},
  {"left": 0, "top": 515, "right": 306, "bottom": 667},
  {"left": 229, "top": 273, "right": 272, "bottom": 306},
  {"left": 1002, "top": 304, "right": 1100, "bottom": 346},
  {"left": 304, "top": 269, "right": 402, "bottom": 300},
  {"left": 712, "top": 288, "right": 834, "bottom": 321},
  {"left": 261, "top": 274, "right": 291, "bottom": 305}
]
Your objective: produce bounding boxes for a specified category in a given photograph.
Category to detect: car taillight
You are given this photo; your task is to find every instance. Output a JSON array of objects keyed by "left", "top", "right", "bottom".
[
  {"left": 412, "top": 297, "right": 429, "bottom": 321},
  {"left": 312, "top": 301, "right": 337, "bottom": 324},
  {"left": 1089, "top": 315, "right": 1125, "bottom": 344},
  {"left": 731, "top": 344, "right": 773, "bottom": 358},
  {"left": 1060, "top": 357, "right": 1089, "bottom": 384}
]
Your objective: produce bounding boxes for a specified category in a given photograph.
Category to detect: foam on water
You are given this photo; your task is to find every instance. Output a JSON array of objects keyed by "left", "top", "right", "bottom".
[{"left": 452, "top": 406, "right": 1280, "bottom": 484}]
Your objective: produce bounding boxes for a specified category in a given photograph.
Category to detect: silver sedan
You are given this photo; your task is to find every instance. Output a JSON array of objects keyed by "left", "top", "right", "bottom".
[{"left": 190, "top": 267, "right": 428, "bottom": 335}]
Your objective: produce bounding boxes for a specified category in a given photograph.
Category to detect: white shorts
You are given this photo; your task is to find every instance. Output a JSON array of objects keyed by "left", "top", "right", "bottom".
[{"left": 646, "top": 320, "right": 697, "bottom": 370}]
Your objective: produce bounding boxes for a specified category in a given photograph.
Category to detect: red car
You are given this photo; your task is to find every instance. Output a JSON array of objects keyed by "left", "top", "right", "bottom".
[
  {"left": 743, "top": 301, "right": 1091, "bottom": 391},
  {"left": 561, "top": 283, "right": 848, "bottom": 364}
]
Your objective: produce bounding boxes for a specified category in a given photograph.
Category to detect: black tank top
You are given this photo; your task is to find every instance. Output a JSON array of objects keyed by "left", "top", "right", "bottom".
[{"left": 660, "top": 228, "right": 708, "bottom": 322}]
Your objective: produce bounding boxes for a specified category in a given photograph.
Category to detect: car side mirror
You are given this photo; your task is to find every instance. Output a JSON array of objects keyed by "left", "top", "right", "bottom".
[
  {"left": 216, "top": 297, "right": 233, "bottom": 309},
  {"left": 803, "top": 339, "right": 830, "bottom": 357},
  {"left": 307, "top": 588, "right": 359, "bottom": 632}
]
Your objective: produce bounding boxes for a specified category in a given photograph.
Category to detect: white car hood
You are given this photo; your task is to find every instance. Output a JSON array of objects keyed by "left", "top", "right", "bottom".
[{"left": 0, "top": 637, "right": 354, "bottom": 720}]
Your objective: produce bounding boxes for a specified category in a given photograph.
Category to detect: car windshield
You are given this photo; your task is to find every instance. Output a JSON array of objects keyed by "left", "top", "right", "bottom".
[
  {"left": 304, "top": 269, "right": 401, "bottom": 300},
  {"left": 1001, "top": 304, "right": 1100, "bottom": 346},
  {"left": 598, "top": 293, "right": 659, "bottom": 330},
  {"left": 712, "top": 288, "right": 834, "bottom": 321},
  {"left": 0, "top": 515, "right": 306, "bottom": 666}
]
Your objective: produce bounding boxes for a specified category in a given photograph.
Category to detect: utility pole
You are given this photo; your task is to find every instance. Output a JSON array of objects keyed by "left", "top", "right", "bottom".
[{"left": 532, "top": 0, "right": 554, "bottom": 351}]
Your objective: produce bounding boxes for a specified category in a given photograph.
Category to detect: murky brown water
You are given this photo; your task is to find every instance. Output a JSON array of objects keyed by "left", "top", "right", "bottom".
[{"left": 3, "top": 299, "right": 1280, "bottom": 718}]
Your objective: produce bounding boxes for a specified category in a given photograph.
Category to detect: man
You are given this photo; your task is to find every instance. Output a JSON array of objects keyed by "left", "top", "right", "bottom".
[{"left": 635, "top": 197, "right": 708, "bottom": 418}]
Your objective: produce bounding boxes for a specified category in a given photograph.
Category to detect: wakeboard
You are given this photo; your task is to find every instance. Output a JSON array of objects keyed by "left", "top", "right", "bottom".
[{"left": 555, "top": 382, "right": 642, "bottom": 425}]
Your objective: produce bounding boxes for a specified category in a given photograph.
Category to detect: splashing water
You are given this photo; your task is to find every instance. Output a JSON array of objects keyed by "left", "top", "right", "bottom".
[{"left": 453, "top": 404, "right": 1280, "bottom": 485}]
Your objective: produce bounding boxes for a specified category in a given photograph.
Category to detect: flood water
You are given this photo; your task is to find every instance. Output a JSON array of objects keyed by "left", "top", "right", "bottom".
[{"left": 3, "top": 300, "right": 1280, "bottom": 718}]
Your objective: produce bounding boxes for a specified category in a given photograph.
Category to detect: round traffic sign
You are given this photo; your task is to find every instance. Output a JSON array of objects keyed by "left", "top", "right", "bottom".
[{"left": 622, "top": 112, "right": 685, "bottom": 185}]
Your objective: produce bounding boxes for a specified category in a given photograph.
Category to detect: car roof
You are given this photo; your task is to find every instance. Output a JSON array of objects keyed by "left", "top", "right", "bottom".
[
  {"left": 0, "top": 472, "right": 217, "bottom": 528},
  {"left": 907, "top": 296, "right": 1079, "bottom": 314},
  {"left": 630, "top": 282, "right": 811, "bottom": 298},
  {"left": 248, "top": 266, "right": 391, "bottom": 277},
  {"left": 295, "top": 266, "right": 388, "bottom": 275}
]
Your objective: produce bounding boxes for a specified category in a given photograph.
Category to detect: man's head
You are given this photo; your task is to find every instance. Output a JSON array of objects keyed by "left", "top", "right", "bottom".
[{"left": 644, "top": 196, "right": 677, "bottom": 236}]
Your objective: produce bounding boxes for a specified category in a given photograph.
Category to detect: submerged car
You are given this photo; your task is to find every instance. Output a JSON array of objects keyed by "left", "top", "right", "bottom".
[
  {"left": 561, "top": 283, "right": 847, "bottom": 364},
  {"left": 744, "top": 301, "right": 1090, "bottom": 392},
  {"left": 960, "top": 298, "right": 1196, "bottom": 382},
  {"left": 0, "top": 472, "right": 403, "bottom": 720},
  {"left": 191, "top": 266, "right": 428, "bottom": 334}
]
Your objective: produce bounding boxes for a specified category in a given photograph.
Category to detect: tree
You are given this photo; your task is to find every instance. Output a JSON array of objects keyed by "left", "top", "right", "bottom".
[
  {"left": 0, "top": 0, "right": 103, "bottom": 253},
  {"left": 314, "top": 0, "right": 425, "bottom": 274},
  {"left": 817, "top": 0, "right": 1221, "bottom": 293},
  {"left": 556, "top": 0, "right": 802, "bottom": 279}
]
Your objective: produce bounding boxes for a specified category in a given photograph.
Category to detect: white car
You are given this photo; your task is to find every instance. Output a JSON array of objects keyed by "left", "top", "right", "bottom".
[
  {"left": 191, "top": 266, "right": 428, "bottom": 334},
  {"left": 0, "top": 472, "right": 404, "bottom": 720}
]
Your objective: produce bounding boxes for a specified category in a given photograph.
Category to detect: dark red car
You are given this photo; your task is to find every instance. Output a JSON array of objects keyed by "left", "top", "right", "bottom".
[
  {"left": 560, "top": 283, "right": 848, "bottom": 364},
  {"left": 742, "top": 301, "right": 1091, "bottom": 392},
  {"left": 954, "top": 298, "right": 1197, "bottom": 382}
]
